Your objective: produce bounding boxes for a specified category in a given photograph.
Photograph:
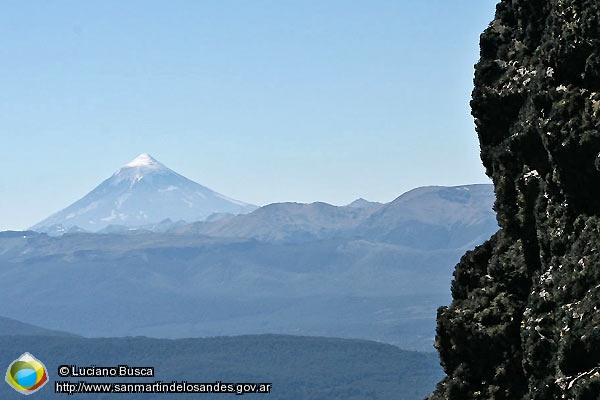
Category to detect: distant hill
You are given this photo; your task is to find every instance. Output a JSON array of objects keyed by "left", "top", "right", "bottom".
[
  {"left": 0, "top": 316, "right": 77, "bottom": 337},
  {"left": 0, "top": 332, "right": 443, "bottom": 399},
  {"left": 0, "top": 230, "right": 458, "bottom": 350},
  {"left": 345, "top": 198, "right": 383, "bottom": 209},
  {"left": 174, "top": 201, "right": 377, "bottom": 241},
  {"left": 355, "top": 184, "right": 497, "bottom": 249}
]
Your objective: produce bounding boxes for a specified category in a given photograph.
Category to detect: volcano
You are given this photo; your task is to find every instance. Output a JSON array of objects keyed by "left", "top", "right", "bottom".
[{"left": 31, "top": 154, "right": 257, "bottom": 233}]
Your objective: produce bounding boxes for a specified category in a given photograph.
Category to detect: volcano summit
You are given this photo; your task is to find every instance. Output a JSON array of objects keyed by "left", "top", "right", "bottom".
[{"left": 31, "top": 154, "right": 257, "bottom": 233}]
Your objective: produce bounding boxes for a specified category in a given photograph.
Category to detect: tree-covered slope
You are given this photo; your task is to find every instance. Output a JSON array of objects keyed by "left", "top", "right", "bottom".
[{"left": 0, "top": 334, "right": 442, "bottom": 400}]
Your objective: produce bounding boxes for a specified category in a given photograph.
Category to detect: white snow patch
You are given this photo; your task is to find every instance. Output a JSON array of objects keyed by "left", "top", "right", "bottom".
[
  {"left": 129, "top": 175, "right": 144, "bottom": 188},
  {"left": 100, "top": 210, "right": 117, "bottom": 222},
  {"left": 115, "top": 193, "right": 131, "bottom": 208},
  {"left": 111, "top": 154, "right": 167, "bottom": 184},
  {"left": 125, "top": 153, "right": 162, "bottom": 168},
  {"left": 215, "top": 193, "right": 246, "bottom": 206},
  {"left": 159, "top": 185, "right": 178, "bottom": 192},
  {"left": 75, "top": 201, "right": 99, "bottom": 216}
]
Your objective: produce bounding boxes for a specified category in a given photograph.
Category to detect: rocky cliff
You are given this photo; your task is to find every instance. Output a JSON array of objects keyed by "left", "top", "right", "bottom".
[{"left": 429, "top": 1, "right": 600, "bottom": 399}]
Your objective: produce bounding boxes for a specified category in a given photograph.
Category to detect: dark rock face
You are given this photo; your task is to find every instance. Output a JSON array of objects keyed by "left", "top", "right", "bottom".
[{"left": 429, "top": 1, "right": 600, "bottom": 398}]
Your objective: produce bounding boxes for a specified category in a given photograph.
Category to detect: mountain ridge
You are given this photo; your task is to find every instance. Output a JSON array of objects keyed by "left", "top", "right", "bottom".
[{"left": 172, "top": 184, "right": 496, "bottom": 248}]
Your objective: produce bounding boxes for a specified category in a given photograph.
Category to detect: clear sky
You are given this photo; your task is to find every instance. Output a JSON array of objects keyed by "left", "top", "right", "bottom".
[{"left": 1, "top": 0, "right": 498, "bottom": 231}]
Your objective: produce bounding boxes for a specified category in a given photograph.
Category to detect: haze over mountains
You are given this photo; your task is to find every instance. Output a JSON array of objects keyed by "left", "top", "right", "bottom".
[
  {"left": 31, "top": 154, "right": 257, "bottom": 234},
  {"left": 2, "top": 157, "right": 498, "bottom": 351}
]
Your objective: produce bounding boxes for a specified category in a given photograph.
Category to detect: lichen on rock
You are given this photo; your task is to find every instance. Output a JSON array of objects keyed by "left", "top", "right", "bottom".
[{"left": 429, "top": 1, "right": 600, "bottom": 399}]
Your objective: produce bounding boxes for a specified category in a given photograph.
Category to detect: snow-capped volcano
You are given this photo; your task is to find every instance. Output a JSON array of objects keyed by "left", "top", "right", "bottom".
[
  {"left": 31, "top": 154, "right": 257, "bottom": 233},
  {"left": 112, "top": 153, "right": 176, "bottom": 184}
]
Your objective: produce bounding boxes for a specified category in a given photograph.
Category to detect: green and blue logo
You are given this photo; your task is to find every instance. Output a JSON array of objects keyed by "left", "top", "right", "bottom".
[{"left": 5, "top": 353, "right": 49, "bottom": 395}]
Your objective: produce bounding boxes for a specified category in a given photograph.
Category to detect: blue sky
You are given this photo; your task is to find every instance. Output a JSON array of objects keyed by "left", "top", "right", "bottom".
[{"left": 1, "top": 0, "right": 498, "bottom": 231}]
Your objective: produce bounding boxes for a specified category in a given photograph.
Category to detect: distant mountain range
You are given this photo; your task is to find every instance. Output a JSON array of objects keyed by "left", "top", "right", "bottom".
[
  {"left": 174, "top": 184, "right": 496, "bottom": 249},
  {"left": 29, "top": 154, "right": 495, "bottom": 248},
  {"left": 1, "top": 183, "right": 497, "bottom": 351},
  {"left": 31, "top": 154, "right": 257, "bottom": 233}
]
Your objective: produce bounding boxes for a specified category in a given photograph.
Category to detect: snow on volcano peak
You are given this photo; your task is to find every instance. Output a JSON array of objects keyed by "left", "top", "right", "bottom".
[
  {"left": 112, "top": 154, "right": 170, "bottom": 183},
  {"left": 30, "top": 154, "right": 258, "bottom": 233},
  {"left": 124, "top": 153, "right": 163, "bottom": 169}
]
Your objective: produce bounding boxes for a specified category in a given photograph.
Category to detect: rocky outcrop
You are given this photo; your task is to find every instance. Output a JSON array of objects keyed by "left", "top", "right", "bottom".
[{"left": 429, "top": 1, "right": 600, "bottom": 398}]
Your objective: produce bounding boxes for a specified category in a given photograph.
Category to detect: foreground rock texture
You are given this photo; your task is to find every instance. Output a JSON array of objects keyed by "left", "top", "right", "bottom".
[{"left": 430, "top": 1, "right": 600, "bottom": 399}]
